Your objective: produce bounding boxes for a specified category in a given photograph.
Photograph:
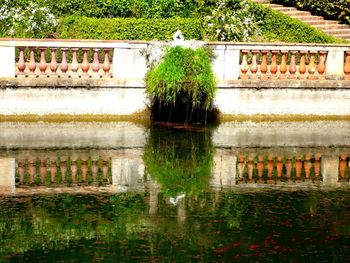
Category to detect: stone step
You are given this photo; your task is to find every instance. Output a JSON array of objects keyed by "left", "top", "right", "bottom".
[
  {"left": 331, "top": 33, "right": 350, "bottom": 38},
  {"left": 314, "top": 24, "right": 350, "bottom": 30},
  {"left": 322, "top": 28, "right": 350, "bottom": 34},
  {"left": 304, "top": 20, "right": 339, "bottom": 25},
  {"left": 272, "top": 7, "right": 299, "bottom": 12},
  {"left": 296, "top": 16, "right": 324, "bottom": 21}
]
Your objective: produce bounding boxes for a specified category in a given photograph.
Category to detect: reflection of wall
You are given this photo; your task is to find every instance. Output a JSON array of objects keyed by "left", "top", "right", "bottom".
[
  {"left": 0, "top": 158, "right": 15, "bottom": 194},
  {"left": 112, "top": 149, "right": 145, "bottom": 192},
  {"left": 0, "top": 122, "right": 147, "bottom": 149},
  {"left": 214, "top": 121, "right": 350, "bottom": 148},
  {"left": 211, "top": 150, "right": 237, "bottom": 188},
  {"left": 322, "top": 156, "right": 340, "bottom": 185}
]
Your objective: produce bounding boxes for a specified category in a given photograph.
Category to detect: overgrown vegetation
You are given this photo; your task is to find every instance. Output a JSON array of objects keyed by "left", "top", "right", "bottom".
[
  {"left": 0, "top": 0, "right": 341, "bottom": 43},
  {"left": 145, "top": 46, "right": 217, "bottom": 123},
  {"left": 271, "top": 0, "right": 350, "bottom": 25}
]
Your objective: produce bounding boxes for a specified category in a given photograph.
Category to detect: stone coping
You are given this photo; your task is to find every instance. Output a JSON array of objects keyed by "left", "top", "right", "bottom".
[{"left": 1, "top": 78, "right": 350, "bottom": 89}]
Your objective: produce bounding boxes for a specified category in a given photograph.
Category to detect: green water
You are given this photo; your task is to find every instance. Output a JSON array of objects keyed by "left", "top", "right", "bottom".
[
  {"left": 0, "top": 121, "right": 350, "bottom": 262},
  {"left": 1, "top": 191, "right": 350, "bottom": 262}
]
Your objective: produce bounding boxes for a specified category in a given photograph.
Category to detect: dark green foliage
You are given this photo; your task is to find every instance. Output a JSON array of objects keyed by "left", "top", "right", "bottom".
[
  {"left": 0, "top": 0, "right": 218, "bottom": 18},
  {"left": 250, "top": 1, "right": 340, "bottom": 43},
  {"left": 57, "top": 16, "right": 204, "bottom": 40},
  {"left": 145, "top": 46, "right": 217, "bottom": 123},
  {"left": 271, "top": 0, "right": 350, "bottom": 24}
]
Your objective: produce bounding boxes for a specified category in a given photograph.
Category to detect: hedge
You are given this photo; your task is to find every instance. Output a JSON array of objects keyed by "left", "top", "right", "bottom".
[
  {"left": 0, "top": 0, "right": 217, "bottom": 18},
  {"left": 271, "top": 0, "right": 350, "bottom": 24},
  {"left": 57, "top": 16, "right": 204, "bottom": 40},
  {"left": 250, "top": 1, "right": 340, "bottom": 43}
]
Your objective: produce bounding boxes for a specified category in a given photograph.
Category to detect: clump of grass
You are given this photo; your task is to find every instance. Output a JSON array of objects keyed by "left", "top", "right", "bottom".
[{"left": 145, "top": 46, "right": 217, "bottom": 124}]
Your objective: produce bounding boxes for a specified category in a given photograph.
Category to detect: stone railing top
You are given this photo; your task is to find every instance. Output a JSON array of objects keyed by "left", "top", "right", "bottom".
[
  {"left": 1, "top": 38, "right": 350, "bottom": 50},
  {"left": 0, "top": 38, "right": 148, "bottom": 48}
]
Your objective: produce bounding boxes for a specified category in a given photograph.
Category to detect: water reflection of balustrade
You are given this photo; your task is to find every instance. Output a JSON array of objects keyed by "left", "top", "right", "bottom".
[
  {"left": 16, "top": 46, "right": 112, "bottom": 78},
  {"left": 16, "top": 157, "right": 111, "bottom": 186},
  {"left": 339, "top": 155, "right": 350, "bottom": 181},
  {"left": 240, "top": 49, "right": 327, "bottom": 80},
  {"left": 236, "top": 154, "right": 323, "bottom": 183}
]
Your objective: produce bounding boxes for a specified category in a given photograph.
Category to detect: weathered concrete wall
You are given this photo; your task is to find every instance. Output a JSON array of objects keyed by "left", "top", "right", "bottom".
[
  {"left": 1, "top": 79, "right": 350, "bottom": 117},
  {"left": 215, "top": 88, "right": 350, "bottom": 115},
  {"left": 0, "top": 87, "right": 147, "bottom": 115}
]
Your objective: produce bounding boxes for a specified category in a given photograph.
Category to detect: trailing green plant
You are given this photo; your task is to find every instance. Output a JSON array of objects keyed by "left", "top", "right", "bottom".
[
  {"left": 271, "top": 0, "right": 350, "bottom": 24},
  {"left": 57, "top": 16, "right": 204, "bottom": 40},
  {"left": 145, "top": 45, "right": 217, "bottom": 123},
  {"left": 205, "top": 0, "right": 262, "bottom": 41}
]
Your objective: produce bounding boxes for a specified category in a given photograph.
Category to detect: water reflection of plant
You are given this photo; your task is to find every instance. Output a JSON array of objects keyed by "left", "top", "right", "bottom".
[{"left": 143, "top": 126, "right": 214, "bottom": 197}]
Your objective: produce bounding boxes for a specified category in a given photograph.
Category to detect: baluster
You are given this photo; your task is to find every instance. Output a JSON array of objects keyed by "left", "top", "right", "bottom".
[
  {"left": 102, "top": 160, "right": 109, "bottom": 182},
  {"left": 40, "top": 159, "right": 47, "bottom": 184},
  {"left": 50, "top": 48, "right": 58, "bottom": 75},
  {"left": 71, "top": 160, "right": 77, "bottom": 184},
  {"left": 317, "top": 51, "right": 327, "bottom": 80},
  {"left": 288, "top": 51, "right": 297, "bottom": 79},
  {"left": 339, "top": 155, "right": 347, "bottom": 181},
  {"left": 269, "top": 50, "right": 278, "bottom": 79},
  {"left": 308, "top": 51, "right": 317, "bottom": 80},
  {"left": 17, "top": 47, "right": 26, "bottom": 76},
  {"left": 279, "top": 51, "right": 287, "bottom": 78},
  {"left": 92, "top": 49, "right": 100, "bottom": 78},
  {"left": 298, "top": 51, "right": 307, "bottom": 79},
  {"left": 81, "top": 48, "right": 90, "bottom": 77},
  {"left": 277, "top": 156, "right": 283, "bottom": 179},
  {"left": 39, "top": 48, "right": 47, "bottom": 75},
  {"left": 267, "top": 155, "right": 274, "bottom": 179},
  {"left": 344, "top": 51, "right": 350, "bottom": 80},
  {"left": 92, "top": 160, "right": 98, "bottom": 184},
  {"left": 103, "top": 49, "right": 111, "bottom": 76},
  {"left": 260, "top": 50, "right": 268, "bottom": 79},
  {"left": 50, "top": 159, "right": 57, "bottom": 184},
  {"left": 248, "top": 157, "right": 254, "bottom": 181},
  {"left": 18, "top": 160, "right": 25, "bottom": 184},
  {"left": 81, "top": 160, "right": 88, "bottom": 182},
  {"left": 71, "top": 48, "right": 79, "bottom": 76},
  {"left": 60, "top": 48, "right": 68, "bottom": 75},
  {"left": 295, "top": 157, "right": 302, "bottom": 180},
  {"left": 285, "top": 158, "right": 292, "bottom": 179},
  {"left": 60, "top": 159, "right": 67, "bottom": 183},
  {"left": 250, "top": 50, "right": 258, "bottom": 78},
  {"left": 257, "top": 155, "right": 264, "bottom": 181},
  {"left": 28, "top": 47, "right": 36, "bottom": 76},
  {"left": 304, "top": 155, "right": 311, "bottom": 179},
  {"left": 240, "top": 50, "right": 249, "bottom": 79},
  {"left": 314, "top": 155, "right": 321, "bottom": 180},
  {"left": 28, "top": 160, "right": 36, "bottom": 183}
]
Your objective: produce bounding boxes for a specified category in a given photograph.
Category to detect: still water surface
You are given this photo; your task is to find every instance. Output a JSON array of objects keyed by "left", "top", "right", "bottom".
[{"left": 0, "top": 121, "right": 350, "bottom": 262}]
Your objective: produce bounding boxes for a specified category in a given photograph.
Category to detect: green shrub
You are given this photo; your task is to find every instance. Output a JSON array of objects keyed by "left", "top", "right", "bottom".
[
  {"left": 57, "top": 16, "right": 204, "bottom": 40},
  {"left": 250, "top": 1, "right": 340, "bottom": 43},
  {"left": 271, "top": 0, "right": 350, "bottom": 24},
  {"left": 146, "top": 46, "right": 216, "bottom": 111}
]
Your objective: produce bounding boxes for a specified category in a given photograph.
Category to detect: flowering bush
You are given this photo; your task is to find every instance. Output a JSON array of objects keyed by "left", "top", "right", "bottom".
[
  {"left": 204, "top": 0, "right": 262, "bottom": 41},
  {"left": 0, "top": 0, "right": 57, "bottom": 38}
]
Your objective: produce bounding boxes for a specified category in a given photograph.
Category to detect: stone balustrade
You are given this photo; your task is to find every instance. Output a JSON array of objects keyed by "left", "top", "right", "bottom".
[
  {"left": 16, "top": 157, "right": 111, "bottom": 186},
  {"left": 1, "top": 39, "right": 350, "bottom": 81},
  {"left": 236, "top": 154, "right": 350, "bottom": 183}
]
